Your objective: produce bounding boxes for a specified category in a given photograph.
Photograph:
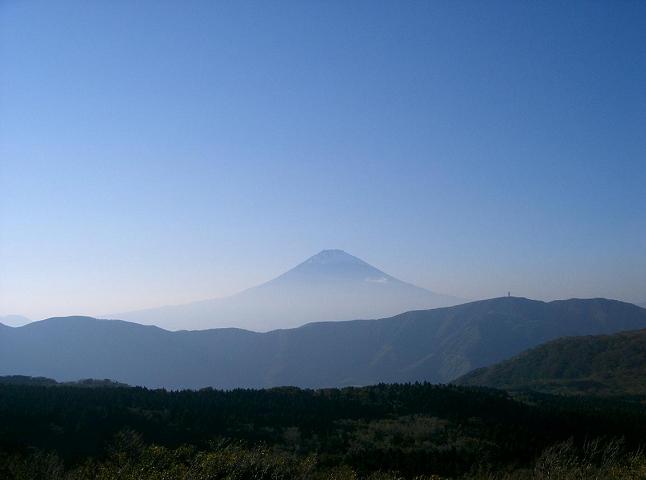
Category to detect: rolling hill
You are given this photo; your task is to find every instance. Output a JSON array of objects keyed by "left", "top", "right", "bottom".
[
  {"left": 455, "top": 328, "right": 646, "bottom": 395},
  {"left": 113, "top": 249, "right": 462, "bottom": 331},
  {"left": 0, "top": 375, "right": 129, "bottom": 388},
  {"left": 2, "top": 297, "right": 645, "bottom": 389}
]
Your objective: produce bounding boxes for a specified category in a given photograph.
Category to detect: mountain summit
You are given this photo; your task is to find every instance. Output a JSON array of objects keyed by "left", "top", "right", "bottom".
[
  {"left": 273, "top": 249, "right": 398, "bottom": 283},
  {"left": 115, "top": 250, "right": 462, "bottom": 331},
  {"left": 302, "top": 249, "right": 367, "bottom": 264}
]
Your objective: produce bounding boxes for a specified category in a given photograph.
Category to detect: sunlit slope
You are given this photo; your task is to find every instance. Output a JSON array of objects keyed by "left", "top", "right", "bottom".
[{"left": 456, "top": 328, "right": 646, "bottom": 395}]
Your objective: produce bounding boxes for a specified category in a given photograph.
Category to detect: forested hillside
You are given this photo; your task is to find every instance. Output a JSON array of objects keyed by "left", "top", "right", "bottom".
[{"left": 456, "top": 328, "right": 646, "bottom": 395}]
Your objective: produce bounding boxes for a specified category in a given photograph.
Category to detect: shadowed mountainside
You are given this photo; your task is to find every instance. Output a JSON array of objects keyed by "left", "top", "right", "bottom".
[{"left": 1, "top": 297, "right": 645, "bottom": 389}]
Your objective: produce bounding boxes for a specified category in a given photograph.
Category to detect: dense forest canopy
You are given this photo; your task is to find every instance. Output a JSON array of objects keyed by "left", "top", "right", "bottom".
[{"left": 0, "top": 381, "right": 644, "bottom": 479}]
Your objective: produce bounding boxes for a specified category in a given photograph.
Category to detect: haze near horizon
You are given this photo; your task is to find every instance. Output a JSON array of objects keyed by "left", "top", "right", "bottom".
[{"left": 1, "top": 1, "right": 645, "bottom": 320}]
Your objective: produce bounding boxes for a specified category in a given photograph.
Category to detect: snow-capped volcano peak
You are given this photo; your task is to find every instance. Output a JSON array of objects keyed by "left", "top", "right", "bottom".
[{"left": 115, "top": 249, "right": 463, "bottom": 331}]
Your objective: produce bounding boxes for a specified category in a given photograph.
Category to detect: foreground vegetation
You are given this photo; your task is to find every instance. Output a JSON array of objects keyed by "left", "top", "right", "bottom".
[
  {"left": 0, "top": 381, "right": 644, "bottom": 479},
  {"left": 2, "top": 437, "right": 644, "bottom": 479}
]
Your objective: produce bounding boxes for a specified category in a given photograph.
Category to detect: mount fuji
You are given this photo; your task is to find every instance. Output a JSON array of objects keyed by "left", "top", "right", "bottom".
[{"left": 114, "top": 249, "right": 463, "bottom": 331}]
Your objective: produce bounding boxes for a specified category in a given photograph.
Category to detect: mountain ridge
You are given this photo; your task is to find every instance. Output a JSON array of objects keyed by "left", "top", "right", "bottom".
[{"left": 2, "top": 297, "right": 646, "bottom": 389}]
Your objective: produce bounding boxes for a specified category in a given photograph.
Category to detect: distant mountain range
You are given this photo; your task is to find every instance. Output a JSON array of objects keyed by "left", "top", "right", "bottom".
[
  {"left": 113, "top": 249, "right": 463, "bottom": 331},
  {"left": 0, "top": 315, "right": 31, "bottom": 327},
  {"left": 2, "top": 297, "right": 645, "bottom": 389},
  {"left": 455, "top": 328, "right": 646, "bottom": 395}
]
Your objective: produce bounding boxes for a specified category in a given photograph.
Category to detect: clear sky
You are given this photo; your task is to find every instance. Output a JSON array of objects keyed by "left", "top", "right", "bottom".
[{"left": 1, "top": 0, "right": 645, "bottom": 319}]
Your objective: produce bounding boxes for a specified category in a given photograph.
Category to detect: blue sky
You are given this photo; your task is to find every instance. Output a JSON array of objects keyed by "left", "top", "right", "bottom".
[{"left": 1, "top": 0, "right": 645, "bottom": 319}]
